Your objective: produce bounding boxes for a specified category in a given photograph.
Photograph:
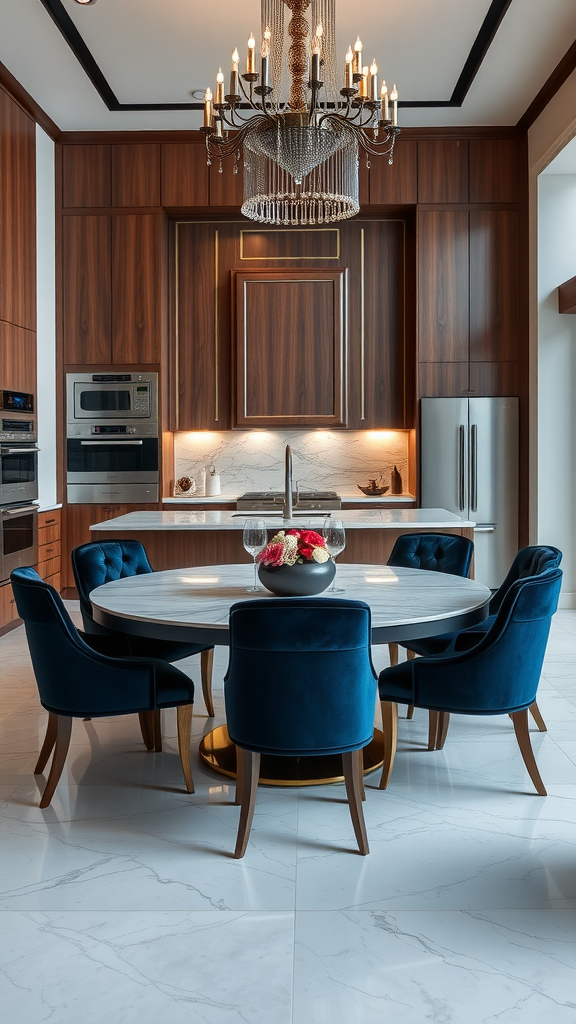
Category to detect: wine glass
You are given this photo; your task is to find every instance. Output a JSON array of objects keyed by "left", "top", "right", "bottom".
[
  {"left": 243, "top": 519, "right": 267, "bottom": 593},
  {"left": 323, "top": 518, "right": 346, "bottom": 593}
]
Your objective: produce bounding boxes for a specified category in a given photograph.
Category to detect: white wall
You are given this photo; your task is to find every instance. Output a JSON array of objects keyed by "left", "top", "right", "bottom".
[
  {"left": 537, "top": 174, "right": 576, "bottom": 604},
  {"left": 35, "top": 125, "right": 57, "bottom": 509}
]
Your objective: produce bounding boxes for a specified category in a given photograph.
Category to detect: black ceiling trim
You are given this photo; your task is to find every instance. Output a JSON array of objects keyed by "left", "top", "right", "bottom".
[{"left": 39, "top": 0, "right": 514, "bottom": 112}]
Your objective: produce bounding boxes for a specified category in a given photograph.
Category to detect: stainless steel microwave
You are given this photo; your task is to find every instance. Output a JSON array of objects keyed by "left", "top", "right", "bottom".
[{"left": 67, "top": 373, "right": 158, "bottom": 427}]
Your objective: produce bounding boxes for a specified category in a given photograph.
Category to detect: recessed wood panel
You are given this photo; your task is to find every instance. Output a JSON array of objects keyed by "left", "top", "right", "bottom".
[
  {"left": 111, "top": 144, "right": 161, "bottom": 207},
  {"left": 418, "top": 362, "right": 469, "bottom": 398},
  {"left": 469, "top": 361, "right": 519, "bottom": 396},
  {"left": 161, "top": 143, "right": 209, "bottom": 207},
  {"left": 0, "top": 88, "right": 36, "bottom": 331},
  {"left": 368, "top": 140, "right": 417, "bottom": 206},
  {"left": 469, "top": 139, "right": 519, "bottom": 203},
  {"left": 0, "top": 320, "right": 36, "bottom": 393},
  {"left": 209, "top": 153, "right": 243, "bottom": 207},
  {"left": 175, "top": 222, "right": 218, "bottom": 430},
  {"left": 234, "top": 269, "right": 347, "bottom": 427},
  {"left": 418, "top": 140, "right": 468, "bottom": 204},
  {"left": 240, "top": 229, "right": 339, "bottom": 261},
  {"left": 112, "top": 215, "right": 162, "bottom": 364},
  {"left": 469, "top": 210, "right": 518, "bottom": 362},
  {"left": 62, "top": 215, "right": 112, "bottom": 364},
  {"left": 418, "top": 210, "right": 469, "bottom": 362},
  {"left": 62, "top": 145, "right": 111, "bottom": 208}
]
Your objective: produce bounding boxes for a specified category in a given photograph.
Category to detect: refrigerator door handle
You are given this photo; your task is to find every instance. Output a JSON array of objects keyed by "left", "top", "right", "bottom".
[
  {"left": 474, "top": 526, "right": 496, "bottom": 533},
  {"left": 470, "top": 423, "right": 478, "bottom": 513},
  {"left": 458, "top": 425, "right": 466, "bottom": 510}
]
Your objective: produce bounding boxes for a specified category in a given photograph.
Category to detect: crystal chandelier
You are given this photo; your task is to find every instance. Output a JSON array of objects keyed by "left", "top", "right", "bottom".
[{"left": 200, "top": 0, "right": 400, "bottom": 225}]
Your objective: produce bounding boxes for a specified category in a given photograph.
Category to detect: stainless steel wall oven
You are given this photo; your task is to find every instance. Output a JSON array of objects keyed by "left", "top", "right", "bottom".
[
  {"left": 0, "top": 504, "right": 38, "bottom": 583},
  {"left": 0, "top": 390, "right": 39, "bottom": 506}
]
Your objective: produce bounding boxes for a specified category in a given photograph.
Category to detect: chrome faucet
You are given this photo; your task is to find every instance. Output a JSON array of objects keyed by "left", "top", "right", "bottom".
[{"left": 283, "top": 444, "right": 293, "bottom": 520}]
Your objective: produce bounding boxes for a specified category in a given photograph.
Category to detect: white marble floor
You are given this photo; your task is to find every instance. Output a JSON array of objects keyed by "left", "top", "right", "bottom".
[{"left": 1, "top": 604, "right": 576, "bottom": 1023}]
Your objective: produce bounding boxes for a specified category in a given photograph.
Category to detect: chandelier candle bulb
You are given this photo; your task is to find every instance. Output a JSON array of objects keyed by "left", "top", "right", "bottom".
[
  {"left": 370, "top": 60, "right": 378, "bottom": 101},
  {"left": 247, "top": 33, "right": 256, "bottom": 74},
  {"left": 215, "top": 68, "right": 224, "bottom": 105},
  {"left": 381, "top": 80, "right": 389, "bottom": 120},
  {"left": 345, "top": 46, "right": 354, "bottom": 88},
  {"left": 230, "top": 48, "right": 239, "bottom": 96},
  {"left": 359, "top": 66, "right": 368, "bottom": 99},
  {"left": 203, "top": 87, "right": 213, "bottom": 128},
  {"left": 390, "top": 84, "right": 398, "bottom": 125},
  {"left": 311, "top": 46, "right": 320, "bottom": 83},
  {"left": 353, "top": 36, "right": 363, "bottom": 76}
]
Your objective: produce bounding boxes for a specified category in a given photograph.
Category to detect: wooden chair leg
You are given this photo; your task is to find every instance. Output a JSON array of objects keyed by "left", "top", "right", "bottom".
[
  {"left": 436, "top": 712, "right": 450, "bottom": 750},
  {"left": 176, "top": 704, "right": 194, "bottom": 793},
  {"left": 511, "top": 709, "right": 547, "bottom": 796},
  {"left": 39, "top": 716, "right": 73, "bottom": 808},
  {"left": 405, "top": 652, "right": 416, "bottom": 719},
  {"left": 201, "top": 648, "right": 215, "bottom": 717},
  {"left": 342, "top": 749, "right": 369, "bottom": 855},
  {"left": 234, "top": 749, "right": 260, "bottom": 859},
  {"left": 34, "top": 712, "right": 58, "bottom": 774},
  {"left": 428, "top": 710, "right": 439, "bottom": 750},
  {"left": 153, "top": 709, "right": 162, "bottom": 752},
  {"left": 234, "top": 744, "right": 245, "bottom": 805},
  {"left": 379, "top": 700, "right": 398, "bottom": 790},
  {"left": 530, "top": 701, "right": 547, "bottom": 732},
  {"left": 138, "top": 711, "right": 155, "bottom": 751},
  {"left": 388, "top": 642, "right": 399, "bottom": 667}
]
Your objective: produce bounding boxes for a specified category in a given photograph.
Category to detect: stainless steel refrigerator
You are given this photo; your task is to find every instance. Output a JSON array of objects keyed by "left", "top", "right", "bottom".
[{"left": 420, "top": 397, "right": 519, "bottom": 588}]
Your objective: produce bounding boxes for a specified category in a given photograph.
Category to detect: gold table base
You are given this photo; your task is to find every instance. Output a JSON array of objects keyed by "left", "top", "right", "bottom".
[{"left": 199, "top": 725, "right": 384, "bottom": 786}]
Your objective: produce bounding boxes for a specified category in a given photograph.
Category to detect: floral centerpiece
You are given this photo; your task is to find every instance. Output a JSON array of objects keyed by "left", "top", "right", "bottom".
[{"left": 256, "top": 529, "right": 335, "bottom": 596}]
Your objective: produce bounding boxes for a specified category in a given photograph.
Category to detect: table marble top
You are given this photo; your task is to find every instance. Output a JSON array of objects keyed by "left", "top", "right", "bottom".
[
  {"left": 90, "top": 563, "right": 490, "bottom": 646},
  {"left": 90, "top": 508, "right": 474, "bottom": 532}
]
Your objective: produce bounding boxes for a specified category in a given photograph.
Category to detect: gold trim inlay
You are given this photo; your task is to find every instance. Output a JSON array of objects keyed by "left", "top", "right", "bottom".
[
  {"left": 360, "top": 227, "right": 365, "bottom": 421},
  {"left": 174, "top": 223, "right": 180, "bottom": 429},
  {"left": 240, "top": 228, "right": 340, "bottom": 260},
  {"left": 214, "top": 230, "right": 219, "bottom": 422}
]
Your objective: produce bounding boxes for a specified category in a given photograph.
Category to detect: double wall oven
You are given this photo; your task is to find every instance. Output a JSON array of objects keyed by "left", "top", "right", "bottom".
[
  {"left": 66, "top": 373, "right": 159, "bottom": 503},
  {"left": 0, "top": 389, "right": 39, "bottom": 582}
]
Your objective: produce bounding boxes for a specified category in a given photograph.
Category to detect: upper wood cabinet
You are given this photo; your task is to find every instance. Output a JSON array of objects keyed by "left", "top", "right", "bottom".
[
  {"left": 469, "top": 209, "right": 518, "bottom": 362},
  {"left": 469, "top": 139, "right": 520, "bottom": 203},
  {"left": 62, "top": 213, "right": 164, "bottom": 365},
  {"left": 161, "top": 144, "right": 209, "bottom": 207},
  {"left": 0, "top": 321, "right": 36, "bottom": 393},
  {"left": 111, "top": 145, "right": 161, "bottom": 207},
  {"left": 234, "top": 268, "right": 347, "bottom": 428},
  {"left": 0, "top": 88, "right": 36, "bottom": 332},
  {"left": 62, "top": 215, "right": 112, "bottom": 364},
  {"left": 418, "top": 140, "right": 469, "bottom": 204},
  {"left": 417, "top": 209, "right": 469, "bottom": 363},
  {"left": 62, "top": 145, "right": 111, "bottom": 208},
  {"left": 367, "top": 140, "right": 417, "bottom": 206}
]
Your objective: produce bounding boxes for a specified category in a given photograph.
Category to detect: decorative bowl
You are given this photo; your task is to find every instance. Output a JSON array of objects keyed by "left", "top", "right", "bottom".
[
  {"left": 258, "top": 560, "right": 336, "bottom": 597},
  {"left": 357, "top": 484, "right": 389, "bottom": 496}
]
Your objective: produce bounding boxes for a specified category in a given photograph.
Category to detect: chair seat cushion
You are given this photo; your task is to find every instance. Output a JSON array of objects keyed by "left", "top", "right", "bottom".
[
  {"left": 126, "top": 636, "right": 210, "bottom": 663},
  {"left": 151, "top": 659, "right": 195, "bottom": 709},
  {"left": 378, "top": 659, "right": 414, "bottom": 705}
]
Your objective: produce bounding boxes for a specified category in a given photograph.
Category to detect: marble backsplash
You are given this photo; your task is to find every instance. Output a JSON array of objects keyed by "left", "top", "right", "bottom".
[{"left": 173, "top": 429, "right": 411, "bottom": 495}]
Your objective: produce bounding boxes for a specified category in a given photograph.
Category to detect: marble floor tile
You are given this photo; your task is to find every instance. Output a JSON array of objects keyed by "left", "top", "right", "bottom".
[
  {"left": 1, "top": 911, "right": 294, "bottom": 1024},
  {"left": 292, "top": 910, "right": 576, "bottom": 1024}
]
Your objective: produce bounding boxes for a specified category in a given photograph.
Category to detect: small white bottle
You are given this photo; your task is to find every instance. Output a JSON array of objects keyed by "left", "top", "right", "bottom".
[{"left": 197, "top": 466, "right": 206, "bottom": 496}]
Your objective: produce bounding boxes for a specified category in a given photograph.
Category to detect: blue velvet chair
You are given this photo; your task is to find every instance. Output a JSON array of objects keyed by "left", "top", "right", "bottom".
[
  {"left": 386, "top": 532, "right": 474, "bottom": 684},
  {"left": 224, "top": 598, "right": 378, "bottom": 858},
  {"left": 377, "top": 567, "right": 562, "bottom": 795},
  {"left": 11, "top": 567, "right": 196, "bottom": 808},
  {"left": 72, "top": 540, "right": 215, "bottom": 722}
]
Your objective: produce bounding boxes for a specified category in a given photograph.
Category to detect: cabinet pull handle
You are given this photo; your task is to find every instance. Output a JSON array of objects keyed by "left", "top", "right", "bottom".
[
  {"left": 470, "top": 424, "right": 478, "bottom": 513},
  {"left": 458, "top": 425, "right": 466, "bottom": 511},
  {"left": 44, "top": 518, "right": 56, "bottom": 525}
]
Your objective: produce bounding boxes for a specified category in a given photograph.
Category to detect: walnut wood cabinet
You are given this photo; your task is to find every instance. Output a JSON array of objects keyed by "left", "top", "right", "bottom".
[
  {"left": 0, "top": 86, "right": 36, "bottom": 332},
  {"left": 62, "top": 213, "right": 164, "bottom": 365}
]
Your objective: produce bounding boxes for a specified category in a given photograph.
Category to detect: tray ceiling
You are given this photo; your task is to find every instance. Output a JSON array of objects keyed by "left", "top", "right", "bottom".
[{"left": 1, "top": 0, "right": 576, "bottom": 131}]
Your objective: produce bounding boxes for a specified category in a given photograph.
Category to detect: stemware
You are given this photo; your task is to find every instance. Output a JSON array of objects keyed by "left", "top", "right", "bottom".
[
  {"left": 323, "top": 518, "right": 346, "bottom": 592},
  {"left": 243, "top": 518, "right": 267, "bottom": 593}
]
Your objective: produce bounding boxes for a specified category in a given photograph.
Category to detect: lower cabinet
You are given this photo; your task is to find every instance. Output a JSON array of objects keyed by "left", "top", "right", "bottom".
[
  {"left": 37, "top": 509, "right": 61, "bottom": 583},
  {"left": 0, "top": 581, "right": 19, "bottom": 632},
  {"left": 63, "top": 504, "right": 159, "bottom": 590}
]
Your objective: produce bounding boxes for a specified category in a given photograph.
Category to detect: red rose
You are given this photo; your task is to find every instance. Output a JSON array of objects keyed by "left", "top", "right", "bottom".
[
  {"left": 299, "top": 530, "right": 325, "bottom": 547},
  {"left": 257, "top": 541, "right": 284, "bottom": 566},
  {"left": 299, "top": 545, "right": 314, "bottom": 560},
  {"left": 286, "top": 529, "right": 301, "bottom": 538}
]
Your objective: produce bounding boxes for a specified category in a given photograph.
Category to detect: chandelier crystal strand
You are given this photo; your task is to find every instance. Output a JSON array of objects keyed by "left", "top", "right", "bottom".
[{"left": 202, "top": 0, "right": 399, "bottom": 225}]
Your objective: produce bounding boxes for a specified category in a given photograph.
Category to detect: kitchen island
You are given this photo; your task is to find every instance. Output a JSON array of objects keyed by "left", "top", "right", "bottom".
[{"left": 89, "top": 508, "right": 474, "bottom": 571}]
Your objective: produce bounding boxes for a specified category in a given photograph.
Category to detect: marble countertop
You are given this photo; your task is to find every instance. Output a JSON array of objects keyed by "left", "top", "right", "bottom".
[
  {"left": 162, "top": 492, "right": 416, "bottom": 505},
  {"left": 90, "top": 508, "right": 474, "bottom": 532}
]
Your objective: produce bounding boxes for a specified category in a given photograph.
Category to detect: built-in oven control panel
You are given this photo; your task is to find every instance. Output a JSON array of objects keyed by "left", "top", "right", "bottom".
[{"left": 0, "top": 390, "right": 36, "bottom": 443}]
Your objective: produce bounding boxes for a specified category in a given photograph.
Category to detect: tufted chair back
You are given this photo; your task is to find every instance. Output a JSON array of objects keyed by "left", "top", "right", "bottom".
[
  {"left": 387, "top": 533, "right": 474, "bottom": 578},
  {"left": 224, "top": 598, "right": 377, "bottom": 757},
  {"left": 72, "top": 540, "right": 153, "bottom": 634}
]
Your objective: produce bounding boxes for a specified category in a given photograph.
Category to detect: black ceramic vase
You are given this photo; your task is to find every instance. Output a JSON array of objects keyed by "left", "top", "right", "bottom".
[{"left": 258, "top": 559, "right": 336, "bottom": 597}]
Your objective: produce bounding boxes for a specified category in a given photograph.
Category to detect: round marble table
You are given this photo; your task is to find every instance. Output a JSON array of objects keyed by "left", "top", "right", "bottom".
[{"left": 90, "top": 563, "right": 491, "bottom": 785}]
